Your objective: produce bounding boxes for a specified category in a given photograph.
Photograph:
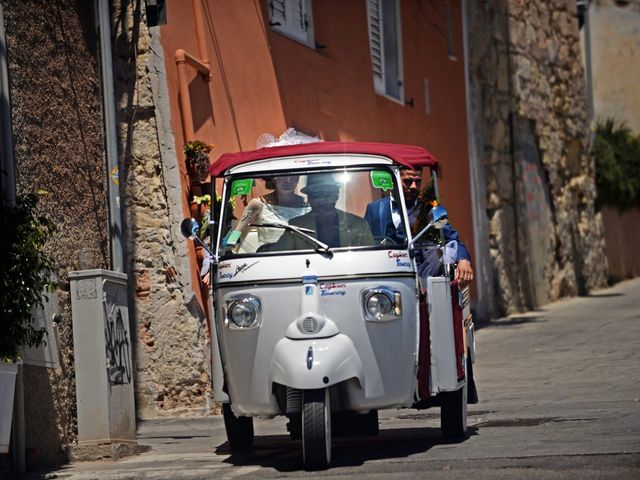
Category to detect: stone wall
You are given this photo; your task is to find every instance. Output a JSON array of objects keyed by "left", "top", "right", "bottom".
[
  {"left": 467, "top": 0, "right": 608, "bottom": 316},
  {"left": 112, "top": 1, "right": 213, "bottom": 418},
  {"left": 4, "top": 0, "right": 109, "bottom": 464}
]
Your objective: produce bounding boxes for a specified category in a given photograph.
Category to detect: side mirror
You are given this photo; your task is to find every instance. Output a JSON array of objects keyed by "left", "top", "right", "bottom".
[
  {"left": 180, "top": 218, "right": 200, "bottom": 239},
  {"left": 410, "top": 205, "right": 449, "bottom": 247},
  {"left": 180, "top": 217, "right": 215, "bottom": 259},
  {"left": 428, "top": 205, "right": 449, "bottom": 230}
]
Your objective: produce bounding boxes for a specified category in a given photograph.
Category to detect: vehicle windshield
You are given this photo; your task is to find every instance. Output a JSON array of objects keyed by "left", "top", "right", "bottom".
[{"left": 218, "top": 168, "right": 406, "bottom": 257}]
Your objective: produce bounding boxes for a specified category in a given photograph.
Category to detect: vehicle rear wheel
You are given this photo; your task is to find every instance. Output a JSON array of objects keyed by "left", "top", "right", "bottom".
[
  {"left": 222, "top": 403, "right": 254, "bottom": 451},
  {"left": 302, "top": 388, "right": 332, "bottom": 469},
  {"left": 440, "top": 382, "right": 467, "bottom": 441}
]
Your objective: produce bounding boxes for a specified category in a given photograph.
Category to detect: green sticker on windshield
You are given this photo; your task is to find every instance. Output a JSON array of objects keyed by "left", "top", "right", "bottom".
[
  {"left": 230, "top": 178, "right": 253, "bottom": 196},
  {"left": 371, "top": 170, "right": 393, "bottom": 192},
  {"left": 225, "top": 230, "right": 241, "bottom": 245}
]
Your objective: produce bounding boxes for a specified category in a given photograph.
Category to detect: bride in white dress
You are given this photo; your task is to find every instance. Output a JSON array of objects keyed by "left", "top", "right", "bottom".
[
  {"left": 202, "top": 175, "right": 309, "bottom": 285},
  {"left": 233, "top": 175, "right": 310, "bottom": 250}
]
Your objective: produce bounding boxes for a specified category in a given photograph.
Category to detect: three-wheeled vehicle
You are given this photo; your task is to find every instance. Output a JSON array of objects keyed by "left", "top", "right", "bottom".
[{"left": 181, "top": 142, "right": 478, "bottom": 469}]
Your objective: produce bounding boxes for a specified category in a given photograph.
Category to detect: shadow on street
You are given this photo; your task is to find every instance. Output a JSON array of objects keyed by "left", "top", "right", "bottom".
[
  {"left": 477, "top": 315, "right": 546, "bottom": 329},
  {"left": 215, "top": 426, "right": 479, "bottom": 471}
]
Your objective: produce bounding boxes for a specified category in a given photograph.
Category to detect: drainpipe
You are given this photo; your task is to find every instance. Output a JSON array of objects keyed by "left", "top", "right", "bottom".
[
  {"left": 97, "top": 0, "right": 124, "bottom": 272},
  {"left": 0, "top": 2, "right": 15, "bottom": 205},
  {"left": 175, "top": 49, "right": 211, "bottom": 141},
  {"left": 174, "top": 0, "right": 211, "bottom": 143},
  {"left": 192, "top": 0, "right": 209, "bottom": 66}
]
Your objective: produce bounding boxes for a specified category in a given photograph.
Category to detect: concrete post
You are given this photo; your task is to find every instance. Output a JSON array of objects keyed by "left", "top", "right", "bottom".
[
  {"left": 69, "top": 270, "right": 135, "bottom": 444},
  {"left": 0, "top": 361, "right": 18, "bottom": 454}
]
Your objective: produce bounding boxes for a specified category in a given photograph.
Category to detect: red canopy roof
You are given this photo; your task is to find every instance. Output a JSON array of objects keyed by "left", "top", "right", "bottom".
[{"left": 209, "top": 141, "right": 438, "bottom": 177}]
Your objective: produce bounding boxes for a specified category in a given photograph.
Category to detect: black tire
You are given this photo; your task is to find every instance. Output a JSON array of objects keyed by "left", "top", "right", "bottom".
[
  {"left": 302, "top": 388, "right": 332, "bottom": 469},
  {"left": 440, "top": 382, "right": 467, "bottom": 441},
  {"left": 222, "top": 403, "right": 254, "bottom": 451}
]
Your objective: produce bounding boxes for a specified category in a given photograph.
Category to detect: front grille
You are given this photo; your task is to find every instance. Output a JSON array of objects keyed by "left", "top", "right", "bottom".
[{"left": 302, "top": 316, "right": 319, "bottom": 333}]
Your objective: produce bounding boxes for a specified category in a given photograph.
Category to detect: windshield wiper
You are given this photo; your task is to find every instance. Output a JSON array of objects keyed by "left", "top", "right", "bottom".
[{"left": 250, "top": 222, "right": 333, "bottom": 256}]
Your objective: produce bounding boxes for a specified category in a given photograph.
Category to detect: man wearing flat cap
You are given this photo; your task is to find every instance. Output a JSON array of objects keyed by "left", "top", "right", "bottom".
[{"left": 275, "top": 173, "right": 374, "bottom": 250}]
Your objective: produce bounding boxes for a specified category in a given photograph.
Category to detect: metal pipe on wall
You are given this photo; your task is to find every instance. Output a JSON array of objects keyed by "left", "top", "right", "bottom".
[
  {"left": 175, "top": 49, "right": 211, "bottom": 141},
  {"left": 174, "top": 0, "right": 211, "bottom": 145},
  {"left": 175, "top": 51, "right": 195, "bottom": 141},
  {"left": 0, "top": 3, "right": 15, "bottom": 205},
  {"left": 192, "top": 0, "right": 209, "bottom": 66},
  {"left": 172, "top": 0, "right": 213, "bottom": 324},
  {"left": 97, "top": 0, "right": 124, "bottom": 272}
]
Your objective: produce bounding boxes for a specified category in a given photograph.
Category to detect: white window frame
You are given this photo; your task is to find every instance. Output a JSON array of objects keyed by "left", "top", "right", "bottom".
[
  {"left": 366, "top": 0, "right": 404, "bottom": 103},
  {"left": 268, "top": 0, "right": 315, "bottom": 49}
]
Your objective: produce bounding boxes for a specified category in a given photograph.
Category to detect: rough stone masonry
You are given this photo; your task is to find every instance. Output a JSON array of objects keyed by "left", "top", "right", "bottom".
[
  {"left": 112, "top": 0, "right": 213, "bottom": 418},
  {"left": 467, "top": 0, "right": 608, "bottom": 316}
]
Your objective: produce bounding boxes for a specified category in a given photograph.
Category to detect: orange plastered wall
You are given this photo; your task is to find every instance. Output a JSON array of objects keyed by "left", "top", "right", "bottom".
[{"left": 159, "top": 0, "right": 474, "bottom": 298}]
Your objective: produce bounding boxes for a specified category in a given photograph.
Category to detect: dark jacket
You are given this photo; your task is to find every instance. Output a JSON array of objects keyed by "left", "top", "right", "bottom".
[
  {"left": 274, "top": 209, "right": 374, "bottom": 250},
  {"left": 364, "top": 197, "right": 471, "bottom": 261}
]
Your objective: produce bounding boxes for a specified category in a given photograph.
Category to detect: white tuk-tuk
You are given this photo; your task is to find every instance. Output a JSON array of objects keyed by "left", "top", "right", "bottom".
[{"left": 181, "top": 142, "right": 478, "bottom": 469}]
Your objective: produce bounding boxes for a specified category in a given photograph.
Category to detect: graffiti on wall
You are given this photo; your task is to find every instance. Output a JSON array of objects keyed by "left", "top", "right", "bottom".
[
  {"left": 103, "top": 293, "right": 132, "bottom": 385},
  {"left": 519, "top": 121, "right": 553, "bottom": 306}
]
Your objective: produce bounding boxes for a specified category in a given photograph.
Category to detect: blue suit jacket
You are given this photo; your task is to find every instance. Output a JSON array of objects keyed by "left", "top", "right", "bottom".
[{"left": 364, "top": 197, "right": 471, "bottom": 262}]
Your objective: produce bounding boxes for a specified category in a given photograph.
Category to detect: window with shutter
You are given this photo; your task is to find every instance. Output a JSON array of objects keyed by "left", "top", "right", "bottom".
[
  {"left": 366, "top": 0, "right": 404, "bottom": 102},
  {"left": 269, "top": 0, "right": 286, "bottom": 26},
  {"left": 268, "top": 0, "right": 315, "bottom": 48},
  {"left": 368, "top": 0, "right": 384, "bottom": 91}
]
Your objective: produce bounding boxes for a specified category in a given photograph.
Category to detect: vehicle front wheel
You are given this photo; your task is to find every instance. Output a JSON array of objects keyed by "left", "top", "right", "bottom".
[
  {"left": 302, "top": 388, "right": 332, "bottom": 469},
  {"left": 222, "top": 403, "right": 254, "bottom": 451},
  {"left": 440, "top": 382, "right": 467, "bottom": 441}
]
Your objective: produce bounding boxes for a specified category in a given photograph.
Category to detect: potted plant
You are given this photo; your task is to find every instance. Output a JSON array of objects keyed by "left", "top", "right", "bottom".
[
  {"left": 183, "top": 140, "right": 214, "bottom": 183},
  {"left": 0, "top": 193, "right": 55, "bottom": 453},
  {"left": 191, "top": 194, "right": 237, "bottom": 239}
]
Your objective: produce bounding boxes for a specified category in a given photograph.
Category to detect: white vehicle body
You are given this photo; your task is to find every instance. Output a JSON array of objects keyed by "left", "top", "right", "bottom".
[{"left": 188, "top": 143, "right": 477, "bottom": 469}]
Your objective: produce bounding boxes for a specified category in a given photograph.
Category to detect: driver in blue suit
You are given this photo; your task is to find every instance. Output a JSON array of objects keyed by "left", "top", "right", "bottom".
[{"left": 364, "top": 168, "right": 474, "bottom": 286}]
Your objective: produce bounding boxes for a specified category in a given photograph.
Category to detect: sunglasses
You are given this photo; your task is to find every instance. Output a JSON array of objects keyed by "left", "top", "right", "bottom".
[{"left": 402, "top": 177, "right": 422, "bottom": 187}]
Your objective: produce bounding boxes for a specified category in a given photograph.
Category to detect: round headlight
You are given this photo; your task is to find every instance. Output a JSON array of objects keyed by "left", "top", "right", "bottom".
[
  {"left": 227, "top": 297, "right": 260, "bottom": 328},
  {"left": 366, "top": 292, "right": 393, "bottom": 320}
]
